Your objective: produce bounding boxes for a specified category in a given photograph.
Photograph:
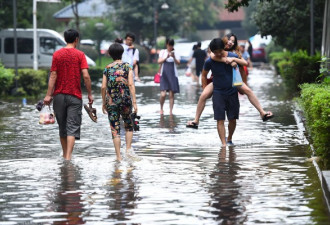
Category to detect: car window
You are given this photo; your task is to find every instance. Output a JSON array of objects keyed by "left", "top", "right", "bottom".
[
  {"left": 40, "top": 37, "right": 65, "bottom": 55},
  {"left": 5, "top": 38, "right": 33, "bottom": 54}
]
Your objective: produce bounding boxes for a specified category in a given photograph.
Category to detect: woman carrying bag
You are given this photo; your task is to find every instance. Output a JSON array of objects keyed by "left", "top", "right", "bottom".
[{"left": 158, "top": 39, "right": 180, "bottom": 115}]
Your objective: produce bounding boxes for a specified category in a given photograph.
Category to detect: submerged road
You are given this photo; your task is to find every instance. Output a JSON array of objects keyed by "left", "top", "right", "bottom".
[{"left": 0, "top": 66, "right": 329, "bottom": 224}]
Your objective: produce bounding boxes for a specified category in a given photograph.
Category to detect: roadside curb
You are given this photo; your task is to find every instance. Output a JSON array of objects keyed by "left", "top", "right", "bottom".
[{"left": 293, "top": 109, "right": 330, "bottom": 212}]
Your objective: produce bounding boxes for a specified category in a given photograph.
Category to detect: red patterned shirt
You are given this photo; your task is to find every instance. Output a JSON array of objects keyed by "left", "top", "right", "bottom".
[{"left": 51, "top": 48, "right": 88, "bottom": 99}]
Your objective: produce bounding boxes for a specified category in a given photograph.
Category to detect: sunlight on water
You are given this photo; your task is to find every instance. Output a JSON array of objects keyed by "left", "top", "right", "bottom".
[{"left": 0, "top": 67, "right": 329, "bottom": 224}]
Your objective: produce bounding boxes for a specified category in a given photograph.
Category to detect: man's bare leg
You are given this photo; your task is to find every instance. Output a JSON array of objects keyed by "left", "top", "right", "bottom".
[
  {"left": 60, "top": 136, "right": 75, "bottom": 160},
  {"left": 227, "top": 119, "right": 236, "bottom": 142},
  {"left": 217, "top": 120, "right": 226, "bottom": 147}
]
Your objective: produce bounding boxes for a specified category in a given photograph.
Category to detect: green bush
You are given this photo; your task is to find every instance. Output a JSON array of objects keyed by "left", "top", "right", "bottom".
[
  {"left": 16, "top": 69, "right": 48, "bottom": 97},
  {"left": 88, "top": 68, "right": 104, "bottom": 83},
  {"left": 300, "top": 83, "right": 330, "bottom": 163},
  {"left": 79, "top": 45, "right": 99, "bottom": 61},
  {"left": 134, "top": 44, "right": 148, "bottom": 63},
  {"left": 0, "top": 62, "right": 15, "bottom": 95},
  {"left": 269, "top": 51, "right": 291, "bottom": 73},
  {"left": 270, "top": 50, "right": 320, "bottom": 90}
]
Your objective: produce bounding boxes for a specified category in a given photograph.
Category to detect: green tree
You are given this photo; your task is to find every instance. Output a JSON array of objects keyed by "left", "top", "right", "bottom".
[
  {"left": 241, "top": 0, "right": 258, "bottom": 37},
  {"left": 225, "top": 0, "right": 271, "bottom": 12},
  {"left": 105, "top": 0, "right": 222, "bottom": 42},
  {"left": 0, "top": 0, "right": 32, "bottom": 29},
  {"left": 63, "top": 0, "right": 83, "bottom": 32},
  {"left": 252, "top": 0, "right": 324, "bottom": 51}
]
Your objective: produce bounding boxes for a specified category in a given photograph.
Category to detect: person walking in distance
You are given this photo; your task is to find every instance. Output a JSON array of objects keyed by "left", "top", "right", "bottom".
[
  {"left": 187, "top": 42, "right": 207, "bottom": 85},
  {"left": 123, "top": 32, "right": 141, "bottom": 81},
  {"left": 158, "top": 39, "right": 180, "bottom": 115},
  {"left": 101, "top": 43, "right": 138, "bottom": 161},
  {"left": 43, "top": 29, "right": 94, "bottom": 160}
]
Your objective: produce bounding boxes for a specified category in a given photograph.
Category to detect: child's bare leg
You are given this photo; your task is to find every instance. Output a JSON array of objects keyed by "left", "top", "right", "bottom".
[
  {"left": 238, "top": 84, "right": 273, "bottom": 118},
  {"left": 217, "top": 120, "right": 226, "bottom": 147},
  {"left": 188, "top": 82, "right": 214, "bottom": 125},
  {"left": 227, "top": 119, "right": 236, "bottom": 142}
]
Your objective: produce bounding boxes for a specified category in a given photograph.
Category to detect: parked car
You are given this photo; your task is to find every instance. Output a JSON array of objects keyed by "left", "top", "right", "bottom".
[
  {"left": 0, "top": 29, "right": 96, "bottom": 68},
  {"left": 252, "top": 45, "right": 267, "bottom": 63}
]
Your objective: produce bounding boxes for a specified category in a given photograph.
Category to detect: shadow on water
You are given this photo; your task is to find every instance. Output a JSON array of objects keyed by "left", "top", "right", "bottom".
[{"left": 0, "top": 66, "right": 330, "bottom": 224}]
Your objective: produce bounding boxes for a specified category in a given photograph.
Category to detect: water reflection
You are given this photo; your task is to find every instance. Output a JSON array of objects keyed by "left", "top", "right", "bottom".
[
  {"left": 209, "top": 147, "right": 247, "bottom": 224},
  {"left": 53, "top": 161, "right": 84, "bottom": 224},
  {"left": 106, "top": 162, "right": 139, "bottom": 222},
  {"left": 159, "top": 114, "right": 179, "bottom": 133}
]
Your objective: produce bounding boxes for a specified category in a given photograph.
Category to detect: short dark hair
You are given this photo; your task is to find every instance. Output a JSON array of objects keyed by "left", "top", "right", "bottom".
[
  {"left": 114, "top": 37, "right": 123, "bottom": 44},
  {"left": 167, "top": 39, "right": 175, "bottom": 46},
  {"left": 209, "top": 38, "right": 224, "bottom": 53},
  {"left": 125, "top": 32, "right": 135, "bottom": 42},
  {"left": 197, "top": 42, "right": 202, "bottom": 48},
  {"left": 64, "top": 29, "right": 79, "bottom": 43},
  {"left": 108, "top": 43, "right": 124, "bottom": 60}
]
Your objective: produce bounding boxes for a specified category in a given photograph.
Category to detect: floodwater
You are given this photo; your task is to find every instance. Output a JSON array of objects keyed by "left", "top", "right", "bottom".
[{"left": 0, "top": 66, "right": 329, "bottom": 224}]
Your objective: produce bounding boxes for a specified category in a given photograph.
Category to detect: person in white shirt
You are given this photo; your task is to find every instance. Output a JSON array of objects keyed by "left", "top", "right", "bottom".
[{"left": 124, "top": 32, "right": 141, "bottom": 81}]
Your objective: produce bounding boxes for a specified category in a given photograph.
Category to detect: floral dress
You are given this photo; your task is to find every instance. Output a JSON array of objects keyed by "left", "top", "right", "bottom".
[{"left": 103, "top": 62, "right": 133, "bottom": 138}]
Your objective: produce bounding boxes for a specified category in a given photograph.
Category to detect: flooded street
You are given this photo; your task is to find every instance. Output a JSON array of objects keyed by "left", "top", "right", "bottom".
[{"left": 0, "top": 66, "right": 329, "bottom": 224}]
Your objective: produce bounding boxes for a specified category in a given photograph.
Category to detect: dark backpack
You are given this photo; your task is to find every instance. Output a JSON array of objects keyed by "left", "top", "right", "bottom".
[{"left": 132, "top": 48, "right": 140, "bottom": 74}]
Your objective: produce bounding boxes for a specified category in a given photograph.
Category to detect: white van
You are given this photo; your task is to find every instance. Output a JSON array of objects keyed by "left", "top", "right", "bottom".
[{"left": 0, "top": 28, "right": 96, "bottom": 68}]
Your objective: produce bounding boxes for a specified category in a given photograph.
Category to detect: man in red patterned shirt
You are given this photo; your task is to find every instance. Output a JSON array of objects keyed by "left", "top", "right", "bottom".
[{"left": 44, "top": 29, "right": 94, "bottom": 160}]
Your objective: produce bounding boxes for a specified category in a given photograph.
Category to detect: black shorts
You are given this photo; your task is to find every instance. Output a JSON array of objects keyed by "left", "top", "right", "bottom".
[
  {"left": 53, "top": 94, "right": 82, "bottom": 140},
  {"left": 212, "top": 92, "right": 239, "bottom": 120}
]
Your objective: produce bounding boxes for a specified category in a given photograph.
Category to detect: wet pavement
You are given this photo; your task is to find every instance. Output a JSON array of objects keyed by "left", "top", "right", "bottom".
[{"left": 0, "top": 66, "right": 330, "bottom": 224}]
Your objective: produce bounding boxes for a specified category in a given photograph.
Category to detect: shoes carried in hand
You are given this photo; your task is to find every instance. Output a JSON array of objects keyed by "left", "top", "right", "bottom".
[{"left": 84, "top": 103, "right": 97, "bottom": 123}]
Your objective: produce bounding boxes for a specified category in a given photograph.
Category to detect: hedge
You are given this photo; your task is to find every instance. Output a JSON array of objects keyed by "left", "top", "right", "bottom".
[
  {"left": 299, "top": 83, "right": 330, "bottom": 164},
  {"left": 269, "top": 50, "right": 321, "bottom": 90}
]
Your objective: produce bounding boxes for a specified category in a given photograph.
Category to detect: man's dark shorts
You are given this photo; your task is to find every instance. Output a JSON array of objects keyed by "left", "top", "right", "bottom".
[
  {"left": 212, "top": 91, "right": 240, "bottom": 120},
  {"left": 53, "top": 94, "right": 82, "bottom": 140}
]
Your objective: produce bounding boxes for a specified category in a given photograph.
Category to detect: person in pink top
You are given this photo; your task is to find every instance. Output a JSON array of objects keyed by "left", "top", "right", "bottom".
[{"left": 44, "top": 29, "right": 94, "bottom": 160}]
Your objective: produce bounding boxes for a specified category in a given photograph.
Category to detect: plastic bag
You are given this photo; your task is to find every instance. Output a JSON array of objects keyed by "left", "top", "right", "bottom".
[
  {"left": 39, "top": 105, "right": 55, "bottom": 125},
  {"left": 154, "top": 72, "right": 161, "bottom": 83},
  {"left": 185, "top": 67, "right": 191, "bottom": 77},
  {"left": 232, "top": 67, "right": 243, "bottom": 87}
]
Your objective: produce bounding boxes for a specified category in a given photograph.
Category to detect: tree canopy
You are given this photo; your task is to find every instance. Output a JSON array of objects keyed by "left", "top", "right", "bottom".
[
  {"left": 252, "top": 0, "right": 324, "bottom": 51},
  {"left": 105, "top": 0, "right": 222, "bottom": 42}
]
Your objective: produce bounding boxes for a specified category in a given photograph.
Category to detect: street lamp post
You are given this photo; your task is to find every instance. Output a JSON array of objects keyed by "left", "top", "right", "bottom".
[
  {"left": 153, "top": 2, "right": 169, "bottom": 52},
  {"left": 95, "top": 22, "right": 104, "bottom": 67}
]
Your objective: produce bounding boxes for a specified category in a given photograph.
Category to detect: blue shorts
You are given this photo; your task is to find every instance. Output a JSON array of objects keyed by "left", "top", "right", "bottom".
[{"left": 212, "top": 92, "right": 239, "bottom": 120}]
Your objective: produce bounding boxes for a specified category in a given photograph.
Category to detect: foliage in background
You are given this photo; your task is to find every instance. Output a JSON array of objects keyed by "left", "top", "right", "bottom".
[
  {"left": 0, "top": 62, "right": 14, "bottom": 95},
  {"left": 299, "top": 83, "right": 330, "bottom": 165},
  {"left": 252, "top": 0, "right": 324, "bottom": 52},
  {"left": 225, "top": 0, "right": 271, "bottom": 12},
  {"left": 0, "top": 1, "right": 68, "bottom": 31},
  {"left": 318, "top": 56, "right": 330, "bottom": 84},
  {"left": 241, "top": 0, "right": 258, "bottom": 37},
  {"left": 0, "top": 1, "right": 32, "bottom": 29},
  {"left": 79, "top": 18, "right": 115, "bottom": 55},
  {"left": 269, "top": 50, "right": 321, "bottom": 90},
  {"left": 105, "top": 0, "right": 222, "bottom": 43},
  {"left": 15, "top": 69, "right": 48, "bottom": 97},
  {"left": 79, "top": 45, "right": 99, "bottom": 61}
]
